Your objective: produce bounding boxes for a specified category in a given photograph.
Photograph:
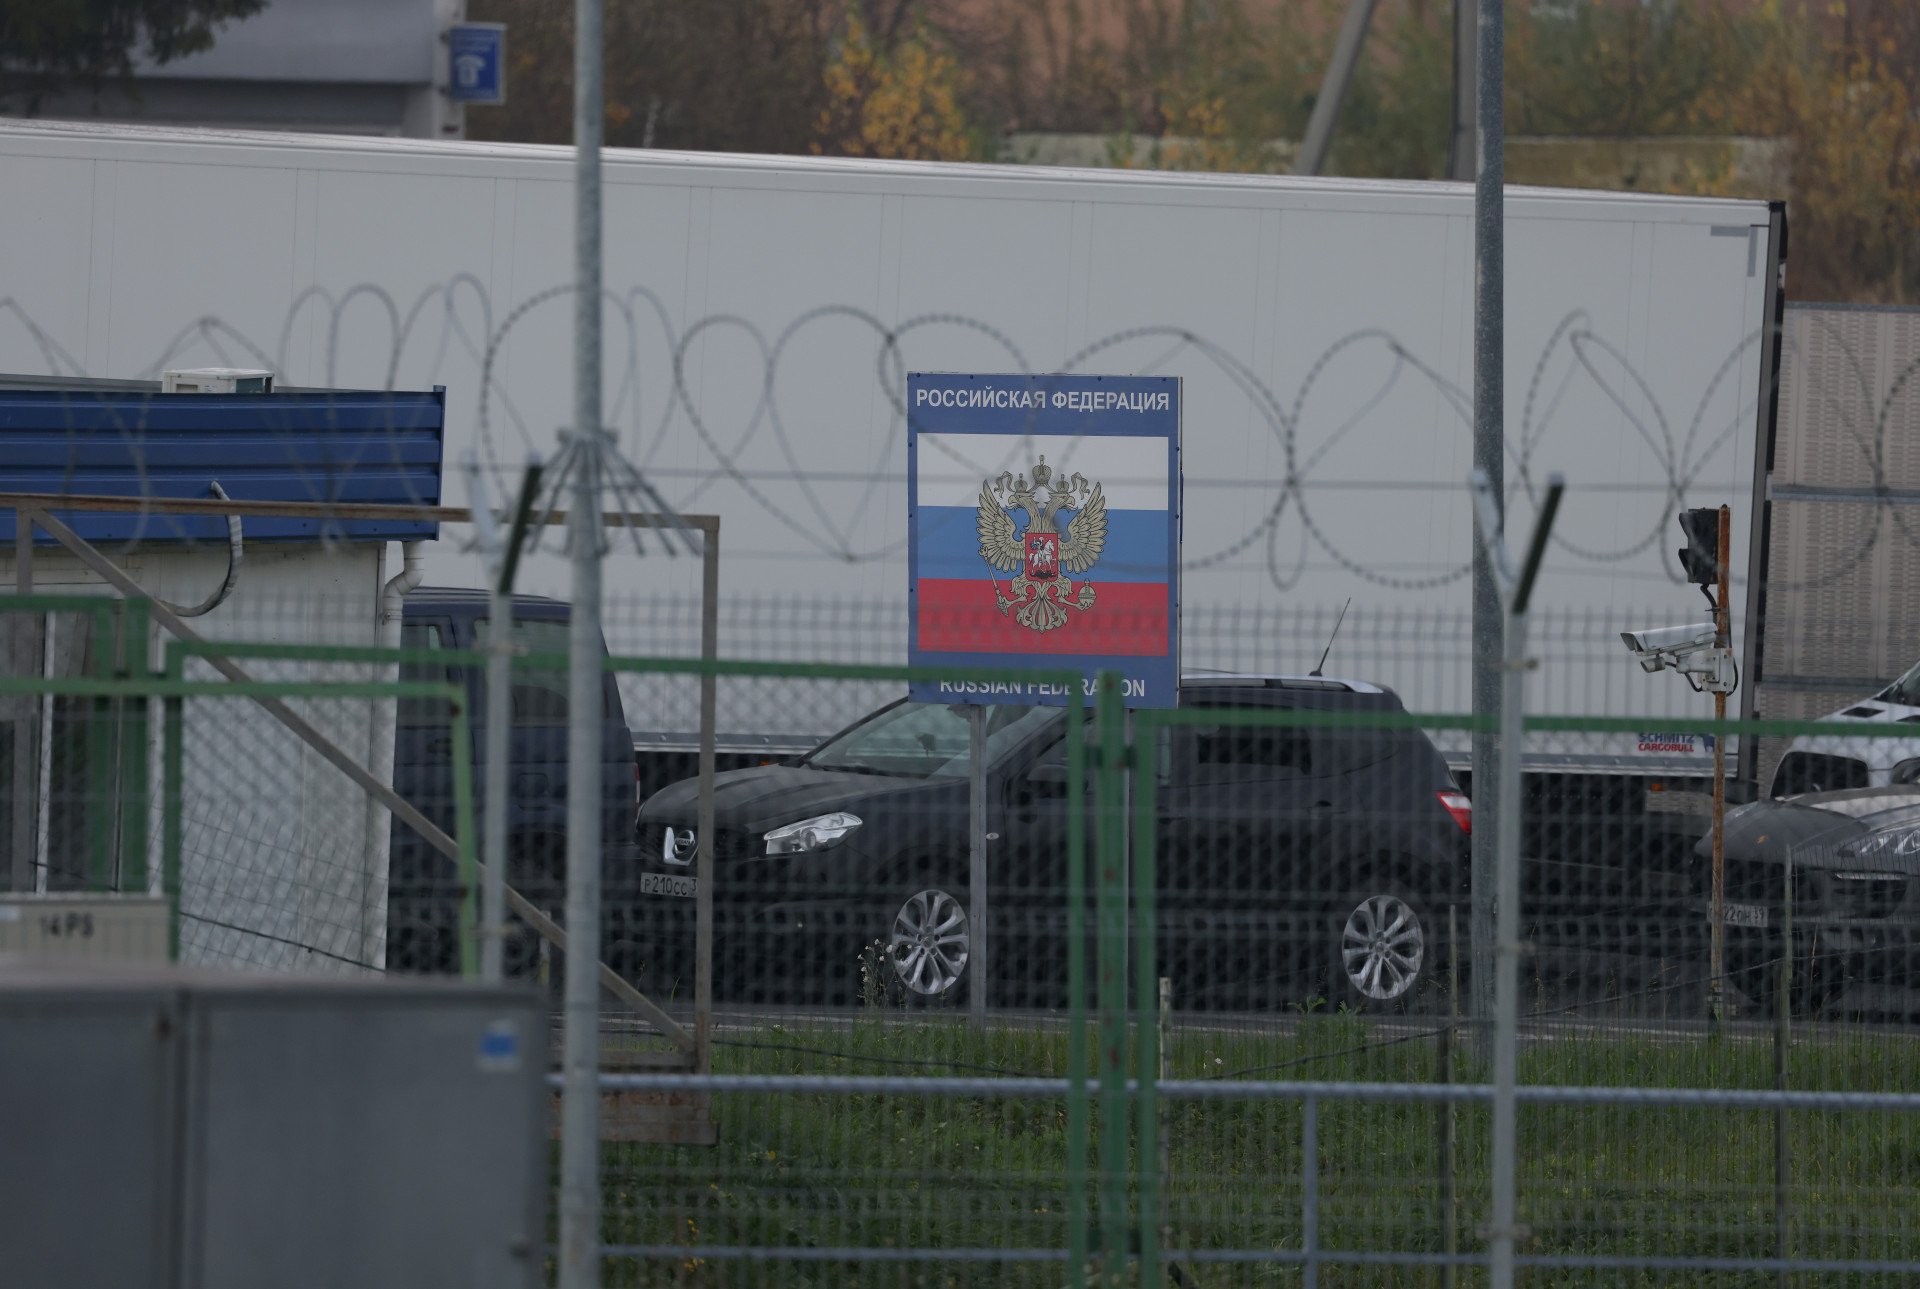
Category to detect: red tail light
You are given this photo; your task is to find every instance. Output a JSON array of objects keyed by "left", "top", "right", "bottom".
[{"left": 1437, "top": 790, "right": 1472, "bottom": 834}]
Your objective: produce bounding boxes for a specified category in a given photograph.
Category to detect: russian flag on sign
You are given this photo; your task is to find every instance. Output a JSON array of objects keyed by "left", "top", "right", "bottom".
[{"left": 913, "top": 430, "right": 1173, "bottom": 656}]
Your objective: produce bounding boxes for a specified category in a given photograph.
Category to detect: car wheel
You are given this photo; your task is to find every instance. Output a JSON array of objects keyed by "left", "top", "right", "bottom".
[
  {"left": 1329, "top": 879, "right": 1436, "bottom": 1011},
  {"left": 881, "top": 887, "right": 971, "bottom": 1006}
]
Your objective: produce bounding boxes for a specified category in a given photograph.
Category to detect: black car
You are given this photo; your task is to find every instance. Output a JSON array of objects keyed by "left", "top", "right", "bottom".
[
  {"left": 1709, "top": 786, "right": 1920, "bottom": 1016},
  {"left": 634, "top": 674, "right": 1472, "bottom": 1010}
]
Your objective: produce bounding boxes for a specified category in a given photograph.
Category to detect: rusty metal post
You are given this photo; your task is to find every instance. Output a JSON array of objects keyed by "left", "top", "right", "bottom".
[{"left": 1710, "top": 504, "right": 1731, "bottom": 1023}]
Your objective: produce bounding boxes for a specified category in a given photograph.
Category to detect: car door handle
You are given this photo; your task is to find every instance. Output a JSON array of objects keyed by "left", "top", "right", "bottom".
[
  {"left": 426, "top": 737, "right": 453, "bottom": 756},
  {"left": 1313, "top": 800, "right": 1334, "bottom": 809}
]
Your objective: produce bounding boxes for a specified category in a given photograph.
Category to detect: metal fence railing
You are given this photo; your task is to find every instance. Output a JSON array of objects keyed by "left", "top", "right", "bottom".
[
  {"left": 12, "top": 596, "right": 1920, "bottom": 1283},
  {"left": 596, "top": 671, "right": 1920, "bottom": 1285},
  {"left": 578, "top": 1073, "right": 1920, "bottom": 1283}
]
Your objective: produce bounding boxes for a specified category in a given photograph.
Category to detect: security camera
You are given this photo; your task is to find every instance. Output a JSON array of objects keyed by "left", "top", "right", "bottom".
[
  {"left": 1620, "top": 622, "right": 1736, "bottom": 693},
  {"left": 1618, "top": 623, "right": 1718, "bottom": 654}
]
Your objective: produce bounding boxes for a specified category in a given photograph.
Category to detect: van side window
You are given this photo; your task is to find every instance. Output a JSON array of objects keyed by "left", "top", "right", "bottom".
[
  {"left": 474, "top": 619, "right": 566, "bottom": 725},
  {"left": 474, "top": 618, "right": 622, "bottom": 725},
  {"left": 1170, "top": 713, "right": 1314, "bottom": 786},
  {"left": 396, "top": 622, "right": 447, "bottom": 727}
]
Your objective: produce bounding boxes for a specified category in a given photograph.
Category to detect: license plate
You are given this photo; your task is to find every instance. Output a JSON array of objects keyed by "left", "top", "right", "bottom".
[
  {"left": 1723, "top": 902, "right": 1767, "bottom": 928},
  {"left": 640, "top": 873, "right": 697, "bottom": 899}
]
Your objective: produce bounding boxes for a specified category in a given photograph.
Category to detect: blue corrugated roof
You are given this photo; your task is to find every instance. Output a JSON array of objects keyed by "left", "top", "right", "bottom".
[{"left": 0, "top": 387, "right": 444, "bottom": 544}]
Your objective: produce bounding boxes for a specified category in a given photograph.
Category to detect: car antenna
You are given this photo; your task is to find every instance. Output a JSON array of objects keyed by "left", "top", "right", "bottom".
[{"left": 1309, "top": 598, "right": 1351, "bottom": 678}]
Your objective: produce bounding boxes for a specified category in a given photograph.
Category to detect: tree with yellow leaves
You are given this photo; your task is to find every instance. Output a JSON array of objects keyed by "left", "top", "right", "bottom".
[
  {"left": 1674, "top": 1, "right": 1920, "bottom": 303},
  {"left": 813, "top": 10, "right": 976, "bottom": 161},
  {"left": 1767, "top": 17, "right": 1920, "bottom": 302}
]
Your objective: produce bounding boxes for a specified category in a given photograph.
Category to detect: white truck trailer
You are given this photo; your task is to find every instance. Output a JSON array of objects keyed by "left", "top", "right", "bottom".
[{"left": 0, "top": 121, "right": 1786, "bottom": 801}]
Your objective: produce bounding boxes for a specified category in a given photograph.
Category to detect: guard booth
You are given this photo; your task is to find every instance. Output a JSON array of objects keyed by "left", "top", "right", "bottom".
[{"left": 0, "top": 371, "right": 445, "bottom": 973}]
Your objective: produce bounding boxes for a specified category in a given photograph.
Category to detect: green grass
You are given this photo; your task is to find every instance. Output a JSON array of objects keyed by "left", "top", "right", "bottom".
[{"left": 586, "top": 1014, "right": 1920, "bottom": 1287}]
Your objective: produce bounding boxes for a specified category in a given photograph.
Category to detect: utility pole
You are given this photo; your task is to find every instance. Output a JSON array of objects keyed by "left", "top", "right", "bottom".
[
  {"left": 1470, "top": 470, "right": 1565, "bottom": 1289},
  {"left": 1667, "top": 505, "right": 1739, "bottom": 1023},
  {"left": 1468, "top": 0, "right": 1506, "bottom": 1058},
  {"left": 466, "top": 454, "right": 543, "bottom": 986},
  {"left": 558, "top": 0, "right": 605, "bottom": 1284},
  {"left": 1711, "top": 504, "right": 1732, "bottom": 1022}
]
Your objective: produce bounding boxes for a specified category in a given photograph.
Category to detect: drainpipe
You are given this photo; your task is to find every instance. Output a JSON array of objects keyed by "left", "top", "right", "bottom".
[{"left": 365, "top": 541, "right": 425, "bottom": 969}]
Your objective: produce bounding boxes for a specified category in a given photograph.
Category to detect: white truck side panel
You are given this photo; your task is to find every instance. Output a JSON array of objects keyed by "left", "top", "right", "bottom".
[{"left": 0, "top": 123, "right": 1779, "bottom": 766}]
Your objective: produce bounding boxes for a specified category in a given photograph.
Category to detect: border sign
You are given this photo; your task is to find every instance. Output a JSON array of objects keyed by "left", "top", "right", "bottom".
[{"left": 907, "top": 373, "right": 1181, "bottom": 708}]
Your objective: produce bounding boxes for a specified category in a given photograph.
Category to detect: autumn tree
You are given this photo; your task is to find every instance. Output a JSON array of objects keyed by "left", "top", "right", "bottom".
[
  {"left": 1506, "top": 0, "right": 1770, "bottom": 137},
  {"left": 813, "top": 10, "right": 976, "bottom": 159},
  {"left": 1711, "top": 1, "right": 1920, "bottom": 302},
  {"left": 463, "top": 0, "right": 1917, "bottom": 301},
  {"left": 467, "top": 0, "right": 835, "bottom": 154}
]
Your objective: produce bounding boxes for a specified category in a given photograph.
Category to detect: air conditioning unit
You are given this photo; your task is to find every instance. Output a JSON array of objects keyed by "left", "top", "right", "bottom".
[{"left": 161, "top": 367, "right": 274, "bottom": 394}]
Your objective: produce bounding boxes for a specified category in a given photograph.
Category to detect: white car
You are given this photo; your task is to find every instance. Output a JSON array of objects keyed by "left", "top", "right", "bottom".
[{"left": 1772, "top": 661, "right": 1920, "bottom": 796}]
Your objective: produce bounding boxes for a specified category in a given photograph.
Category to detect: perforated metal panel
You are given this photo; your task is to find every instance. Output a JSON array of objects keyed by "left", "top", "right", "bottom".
[
  {"left": 0, "top": 969, "right": 544, "bottom": 1289},
  {"left": 1759, "top": 304, "right": 1920, "bottom": 774}
]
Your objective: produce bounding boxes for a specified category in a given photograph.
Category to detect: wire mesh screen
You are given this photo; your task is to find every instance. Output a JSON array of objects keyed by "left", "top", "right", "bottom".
[
  {"left": 602, "top": 685, "right": 1920, "bottom": 1282},
  {"left": 10, "top": 589, "right": 1920, "bottom": 1279},
  {"left": 174, "top": 675, "right": 400, "bottom": 973}
]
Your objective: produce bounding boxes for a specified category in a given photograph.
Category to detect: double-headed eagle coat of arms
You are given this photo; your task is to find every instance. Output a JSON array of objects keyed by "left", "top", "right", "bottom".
[{"left": 976, "top": 455, "right": 1108, "bottom": 633}]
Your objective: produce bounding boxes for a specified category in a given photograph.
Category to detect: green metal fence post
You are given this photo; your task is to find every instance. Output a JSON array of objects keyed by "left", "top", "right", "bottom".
[
  {"left": 85, "top": 600, "right": 115, "bottom": 891},
  {"left": 1066, "top": 683, "right": 1091, "bottom": 1287},
  {"left": 1132, "top": 709, "right": 1162, "bottom": 1280},
  {"left": 116, "top": 597, "right": 151, "bottom": 893},
  {"left": 448, "top": 694, "right": 481, "bottom": 979},
  {"left": 1093, "top": 671, "right": 1129, "bottom": 1285},
  {"left": 163, "top": 687, "right": 184, "bottom": 960}
]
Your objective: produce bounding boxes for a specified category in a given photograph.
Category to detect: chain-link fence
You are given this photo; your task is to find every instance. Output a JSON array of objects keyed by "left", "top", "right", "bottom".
[
  {"left": 6, "top": 118, "right": 1920, "bottom": 1285},
  {"left": 0, "top": 595, "right": 483, "bottom": 974},
  {"left": 594, "top": 659, "right": 1920, "bottom": 1284},
  {"left": 10, "top": 587, "right": 1920, "bottom": 1281}
]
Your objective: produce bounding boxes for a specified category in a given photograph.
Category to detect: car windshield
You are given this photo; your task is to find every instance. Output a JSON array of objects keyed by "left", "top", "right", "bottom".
[
  {"left": 806, "top": 701, "right": 1060, "bottom": 779},
  {"left": 1883, "top": 661, "right": 1920, "bottom": 708}
]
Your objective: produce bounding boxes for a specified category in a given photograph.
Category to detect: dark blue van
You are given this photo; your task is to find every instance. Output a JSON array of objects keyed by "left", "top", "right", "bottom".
[{"left": 385, "top": 587, "right": 637, "bottom": 975}]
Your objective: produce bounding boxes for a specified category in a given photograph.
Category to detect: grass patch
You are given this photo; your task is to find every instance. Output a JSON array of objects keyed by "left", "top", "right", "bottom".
[{"left": 587, "top": 1013, "right": 1920, "bottom": 1286}]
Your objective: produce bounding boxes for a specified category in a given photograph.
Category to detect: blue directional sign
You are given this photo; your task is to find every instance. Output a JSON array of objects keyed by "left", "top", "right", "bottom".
[
  {"left": 448, "top": 23, "right": 506, "bottom": 105},
  {"left": 907, "top": 372, "right": 1182, "bottom": 709}
]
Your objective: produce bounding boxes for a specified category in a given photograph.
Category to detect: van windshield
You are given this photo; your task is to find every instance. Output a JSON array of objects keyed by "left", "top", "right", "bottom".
[{"left": 807, "top": 701, "right": 1059, "bottom": 779}]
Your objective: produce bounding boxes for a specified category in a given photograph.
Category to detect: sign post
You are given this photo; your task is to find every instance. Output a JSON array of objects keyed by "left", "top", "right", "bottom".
[
  {"left": 907, "top": 372, "right": 1180, "bottom": 1280},
  {"left": 966, "top": 704, "right": 988, "bottom": 1023}
]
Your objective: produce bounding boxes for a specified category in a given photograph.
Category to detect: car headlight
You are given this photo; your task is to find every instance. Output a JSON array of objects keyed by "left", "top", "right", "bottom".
[
  {"left": 1840, "top": 828, "right": 1920, "bottom": 860},
  {"left": 764, "top": 812, "right": 863, "bottom": 856}
]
